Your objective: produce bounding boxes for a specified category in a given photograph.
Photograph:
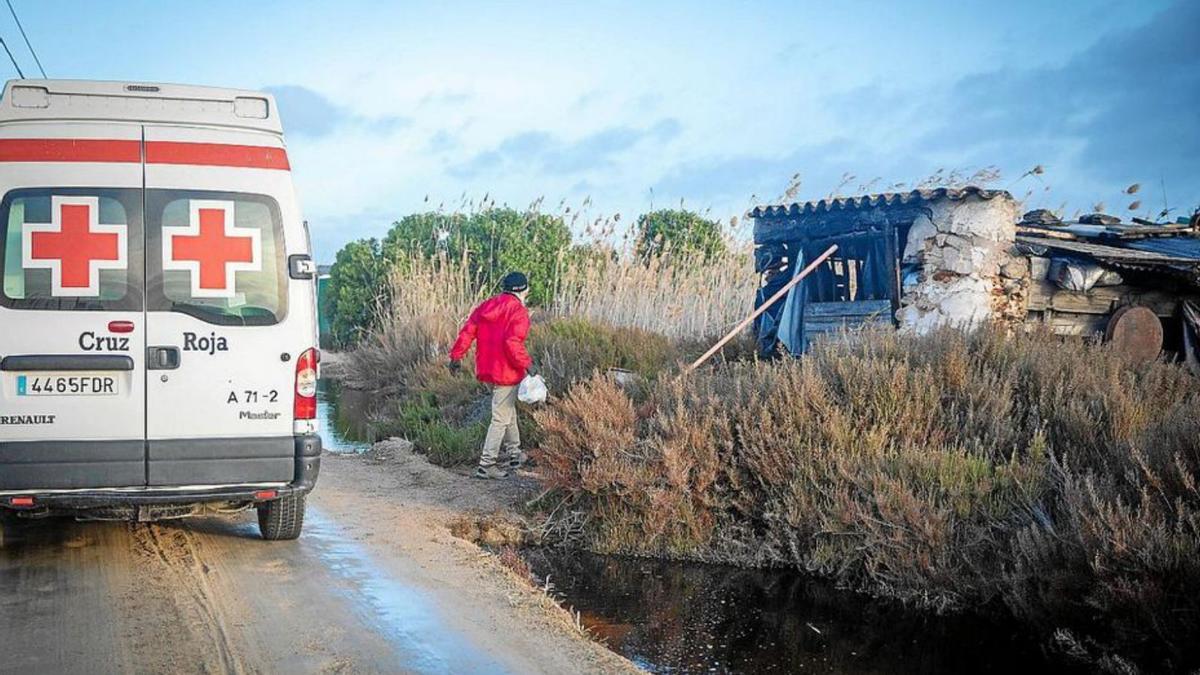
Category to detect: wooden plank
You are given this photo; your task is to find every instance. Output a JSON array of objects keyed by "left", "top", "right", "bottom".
[
  {"left": 1046, "top": 285, "right": 1187, "bottom": 317},
  {"left": 1025, "top": 311, "right": 1107, "bottom": 337},
  {"left": 1027, "top": 279, "right": 1054, "bottom": 311},
  {"left": 806, "top": 313, "right": 891, "bottom": 334},
  {"left": 805, "top": 299, "right": 892, "bottom": 318},
  {"left": 1050, "top": 290, "right": 1118, "bottom": 315},
  {"left": 886, "top": 223, "right": 902, "bottom": 321},
  {"left": 1106, "top": 222, "right": 1191, "bottom": 237}
]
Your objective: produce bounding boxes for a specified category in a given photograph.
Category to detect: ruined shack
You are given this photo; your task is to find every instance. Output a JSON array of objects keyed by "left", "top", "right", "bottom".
[{"left": 751, "top": 187, "right": 1200, "bottom": 367}]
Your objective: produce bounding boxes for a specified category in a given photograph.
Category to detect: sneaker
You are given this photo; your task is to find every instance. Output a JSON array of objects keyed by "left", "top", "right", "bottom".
[
  {"left": 506, "top": 451, "right": 529, "bottom": 470},
  {"left": 474, "top": 464, "right": 510, "bottom": 480}
]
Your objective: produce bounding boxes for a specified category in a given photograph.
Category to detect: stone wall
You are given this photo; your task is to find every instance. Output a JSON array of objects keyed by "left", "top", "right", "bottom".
[{"left": 896, "top": 195, "right": 1022, "bottom": 334}]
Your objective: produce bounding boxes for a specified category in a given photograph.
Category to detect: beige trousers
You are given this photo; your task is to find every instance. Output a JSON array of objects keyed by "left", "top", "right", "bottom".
[{"left": 481, "top": 384, "right": 520, "bottom": 466}]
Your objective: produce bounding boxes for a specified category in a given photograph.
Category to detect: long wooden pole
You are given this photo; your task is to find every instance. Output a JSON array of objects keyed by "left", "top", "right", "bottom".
[{"left": 682, "top": 243, "right": 838, "bottom": 375}]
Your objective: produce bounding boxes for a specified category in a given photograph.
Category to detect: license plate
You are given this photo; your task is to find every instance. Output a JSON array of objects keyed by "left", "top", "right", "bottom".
[{"left": 16, "top": 373, "right": 119, "bottom": 397}]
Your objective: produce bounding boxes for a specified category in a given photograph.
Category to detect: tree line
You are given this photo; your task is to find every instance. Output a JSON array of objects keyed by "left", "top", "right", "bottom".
[{"left": 324, "top": 208, "right": 729, "bottom": 346}]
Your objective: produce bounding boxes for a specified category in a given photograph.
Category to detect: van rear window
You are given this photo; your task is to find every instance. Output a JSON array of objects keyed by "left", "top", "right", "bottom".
[
  {"left": 0, "top": 188, "right": 143, "bottom": 312},
  {"left": 146, "top": 190, "right": 287, "bottom": 326}
]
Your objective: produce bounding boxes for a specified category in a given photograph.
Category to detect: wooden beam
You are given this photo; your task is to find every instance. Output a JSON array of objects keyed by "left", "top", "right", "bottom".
[{"left": 682, "top": 244, "right": 839, "bottom": 375}]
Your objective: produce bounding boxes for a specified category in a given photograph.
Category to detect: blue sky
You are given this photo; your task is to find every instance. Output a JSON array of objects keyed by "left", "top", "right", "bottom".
[{"left": 5, "top": 0, "right": 1198, "bottom": 260}]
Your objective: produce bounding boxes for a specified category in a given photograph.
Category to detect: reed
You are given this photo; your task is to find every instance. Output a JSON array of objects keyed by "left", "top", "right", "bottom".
[{"left": 551, "top": 243, "right": 757, "bottom": 340}]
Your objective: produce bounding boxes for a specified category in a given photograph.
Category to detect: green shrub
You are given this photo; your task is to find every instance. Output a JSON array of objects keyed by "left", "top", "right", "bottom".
[
  {"left": 635, "top": 209, "right": 728, "bottom": 262},
  {"left": 529, "top": 317, "right": 678, "bottom": 392},
  {"left": 382, "top": 208, "right": 571, "bottom": 305},
  {"left": 328, "top": 208, "right": 571, "bottom": 347},
  {"left": 326, "top": 238, "right": 390, "bottom": 346}
]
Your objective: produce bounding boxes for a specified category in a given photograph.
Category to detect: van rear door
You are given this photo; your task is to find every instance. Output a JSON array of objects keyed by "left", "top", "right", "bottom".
[
  {"left": 142, "top": 125, "right": 302, "bottom": 486},
  {"left": 0, "top": 125, "right": 147, "bottom": 490}
]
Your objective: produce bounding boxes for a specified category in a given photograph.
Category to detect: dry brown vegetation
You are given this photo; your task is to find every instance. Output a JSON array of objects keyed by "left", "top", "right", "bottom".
[
  {"left": 344, "top": 238, "right": 757, "bottom": 465},
  {"left": 533, "top": 327, "right": 1200, "bottom": 671},
  {"left": 552, "top": 246, "right": 757, "bottom": 340},
  {"left": 345, "top": 214, "right": 1199, "bottom": 671}
]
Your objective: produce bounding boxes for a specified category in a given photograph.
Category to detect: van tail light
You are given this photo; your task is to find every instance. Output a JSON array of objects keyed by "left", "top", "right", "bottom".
[{"left": 294, "top": 348, "right": 318, "bottom": 420}]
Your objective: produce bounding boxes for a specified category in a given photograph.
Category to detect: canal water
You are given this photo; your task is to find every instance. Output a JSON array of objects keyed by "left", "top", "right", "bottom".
[
  {"left": 319, "top": 379, "right": 1067, "bottom": 674},
  {"left": 523, "top": 550, "right": 1067, "bottom": 674},
  {"left": 317, "top": 379, "right": 372, "bottom": 454}
]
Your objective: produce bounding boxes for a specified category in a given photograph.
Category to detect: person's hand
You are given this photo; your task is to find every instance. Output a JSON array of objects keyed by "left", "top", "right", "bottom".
[{"left": 448, "top": 359, "right": 462, "bottom": 374}]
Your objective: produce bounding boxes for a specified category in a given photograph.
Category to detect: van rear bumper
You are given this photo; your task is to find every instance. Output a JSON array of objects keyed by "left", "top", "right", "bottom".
[{"left": 0, "top": 434, "right": 321, "bottom": 512}]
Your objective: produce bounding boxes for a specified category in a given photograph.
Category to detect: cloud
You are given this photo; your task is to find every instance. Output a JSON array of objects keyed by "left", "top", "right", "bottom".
[
  {"left": 571, "top": 90, "right": 604, "bottom": 111},
  {"left": 922, "top": 0, "right": 1200, "bottom": 206},
  {"left": 651, "top": 0, "right": 1200, "bottom": 218},
  {"left": 265, "top": 85, "right": 341, "bottom": 137},
  {"left": 427, "top": 129, "right": 460, "bottom": 153},
  {"left": 449, "top": 118, "right": 682, "bottom": 178},
  {"left": 652, "top": 139, "right": 857, "bottom": 213},
  {"left": 418, "top": 91, "right": 474, "bottom": 108},
  {"left": 265, "top": 85, "right": 411, "bottom": 138}
]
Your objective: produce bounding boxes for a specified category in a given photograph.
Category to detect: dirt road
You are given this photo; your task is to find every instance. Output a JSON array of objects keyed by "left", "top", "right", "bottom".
[{"left": 0, "top": 449, "right": 636, "bottom": 674}]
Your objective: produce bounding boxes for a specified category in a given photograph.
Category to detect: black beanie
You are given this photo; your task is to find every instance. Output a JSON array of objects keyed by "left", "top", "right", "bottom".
[{"left": 501, "top": 271, "right": 529, "bottom": 292}]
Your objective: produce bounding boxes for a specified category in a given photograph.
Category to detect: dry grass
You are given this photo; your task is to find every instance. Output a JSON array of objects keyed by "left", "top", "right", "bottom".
[
  {"left": 345, "top": 245, "right": 748, "bottom": 466},
  {"left": 552, "top": 244, "right": 757, "bottom": 340},
  {"left": 345, "top": 253, "right": 488, "bottom": 394},
  {"left": 532, "top": 326, "right": 1200, "bottom": 671}
]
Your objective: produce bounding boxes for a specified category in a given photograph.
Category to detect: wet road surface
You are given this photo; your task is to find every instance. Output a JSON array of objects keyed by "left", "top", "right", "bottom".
[
  {"left": 0, "top": 386, "right": 633, "bottom": 675},
  {"left": 0, "top": 507, "right": 506, "bottom": 674}
]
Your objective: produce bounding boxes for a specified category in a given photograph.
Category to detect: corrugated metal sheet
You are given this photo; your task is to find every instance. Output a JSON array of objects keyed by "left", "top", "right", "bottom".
[
  {"left": 1016, "top": 235, "right": 1200, "bottom": 266},
  {"left": 749, "top": 186, "right": 1010, "bottom": 218},
  {"left": 1124, "top": 236, "right": 1200, "bottom": 260}
]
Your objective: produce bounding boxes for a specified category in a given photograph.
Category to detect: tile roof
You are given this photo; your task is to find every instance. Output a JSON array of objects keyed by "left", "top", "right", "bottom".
[{"left": 749, "top": 186, "right": 1011, "bottom": 218}]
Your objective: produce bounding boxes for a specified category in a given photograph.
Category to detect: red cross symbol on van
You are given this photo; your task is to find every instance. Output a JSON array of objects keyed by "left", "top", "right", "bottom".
[
  {"left": 162, "top": 200, "right": 261, "bottom": 298},
  {"left": 22, "top": 196, "right": 128, "bottom": 297}
]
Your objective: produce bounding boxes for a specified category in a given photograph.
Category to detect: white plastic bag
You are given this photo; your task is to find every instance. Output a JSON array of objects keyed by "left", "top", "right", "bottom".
[{"left": 517, "top": 374, "right": 547, "bottom": 404}]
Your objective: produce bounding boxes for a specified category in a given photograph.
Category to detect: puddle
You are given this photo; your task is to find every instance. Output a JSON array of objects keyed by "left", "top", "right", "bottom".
[
  {"left": 317, "top": 379, "right": 372, "bottom": 454},
  {"left": 305, "top": 510, "right": 509, "bottom": 674},
  {"left": 524, "top": 549, "right": 1073, "bottom": 674}
]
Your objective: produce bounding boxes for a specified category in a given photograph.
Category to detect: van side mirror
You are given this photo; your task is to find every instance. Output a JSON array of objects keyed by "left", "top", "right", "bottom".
[{"left": 289, "top": 254, "right": 316, "bottom": 280}]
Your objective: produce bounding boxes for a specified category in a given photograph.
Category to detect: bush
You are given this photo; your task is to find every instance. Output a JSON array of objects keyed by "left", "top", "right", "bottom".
[
  {"left": 635, "top": 209, "right": 728, "bottom": 262},
  {"left": 528, "top": 317, "right": 678, "bottom": 392},
  {"left": 363, "top": 358, "right": 490, "bottom": 466},
  {"left": 344, "top": 254, "right": 487, "bottom": 393},
  {"left": 383, "top": 208, "right": 571, "bottom": 306},
  {"left": 326, "top": 238, "right": 390, "bottom": 346},
  {"left": 327, "top": 208, "right": 571, "bottom": 347},
  {"left": 532, "top": 327, "right": 1200, "bottom": 670}
]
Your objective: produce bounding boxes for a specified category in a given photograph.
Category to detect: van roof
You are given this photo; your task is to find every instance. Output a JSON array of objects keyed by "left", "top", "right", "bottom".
[{"left": 0, "top": 80, "right": 283, "bottom": 136}]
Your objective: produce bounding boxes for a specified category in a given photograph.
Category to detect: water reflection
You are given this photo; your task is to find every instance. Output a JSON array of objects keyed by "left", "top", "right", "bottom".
[
  {"left": 525, "top": 549, "right": 1070, "bottom": 674},
  {"left": 317, "top": 379, "right": 372, "bottom": 454}
]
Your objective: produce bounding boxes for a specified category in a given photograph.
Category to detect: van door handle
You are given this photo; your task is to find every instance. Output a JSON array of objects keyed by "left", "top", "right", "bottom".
[{"left": 147, "top": 346, "right": 180, "bottom": 370}]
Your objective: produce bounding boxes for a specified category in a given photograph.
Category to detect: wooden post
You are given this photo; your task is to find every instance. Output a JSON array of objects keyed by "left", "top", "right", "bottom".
[{"left": 681, "top": 244, "right": 838, "bottom": 375}]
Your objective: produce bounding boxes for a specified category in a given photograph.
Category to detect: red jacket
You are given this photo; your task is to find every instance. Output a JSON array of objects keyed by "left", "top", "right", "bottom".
[{"left": 449, "top": 293, "right": 532, "bottom": 386}]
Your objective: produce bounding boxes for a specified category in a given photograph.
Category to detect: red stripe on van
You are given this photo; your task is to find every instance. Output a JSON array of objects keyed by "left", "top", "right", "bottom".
[
  {"left": 145, "top": 141, "right": 290, "bottom": 170},
  {"left": 0, "top": 139, "right": 141, "bottom": 163}
]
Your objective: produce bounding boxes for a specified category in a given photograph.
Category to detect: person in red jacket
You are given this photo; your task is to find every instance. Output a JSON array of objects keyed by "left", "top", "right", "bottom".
[{"left": 449, "top": 272, "right": 536, "bottom": 479}]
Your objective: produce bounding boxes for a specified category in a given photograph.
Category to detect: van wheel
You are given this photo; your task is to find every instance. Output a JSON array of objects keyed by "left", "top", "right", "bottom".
[{"left": 257, "top": 494, "right": 305, "bottom": 540}]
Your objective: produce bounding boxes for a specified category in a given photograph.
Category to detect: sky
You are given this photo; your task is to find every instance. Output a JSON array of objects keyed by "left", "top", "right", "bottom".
[{"left": 4, "top": 0, "right": 1198, "bottom": 261}]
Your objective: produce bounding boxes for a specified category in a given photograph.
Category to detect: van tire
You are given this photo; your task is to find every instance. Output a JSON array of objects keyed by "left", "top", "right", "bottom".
[{"left": 257, "top": 494, "right": 305, "bottom": 540}]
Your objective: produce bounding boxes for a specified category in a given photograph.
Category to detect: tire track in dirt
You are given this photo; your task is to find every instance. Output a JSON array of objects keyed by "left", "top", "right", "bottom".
[{"left": 125, "top": 523, "right": 250, "bottom": 674}]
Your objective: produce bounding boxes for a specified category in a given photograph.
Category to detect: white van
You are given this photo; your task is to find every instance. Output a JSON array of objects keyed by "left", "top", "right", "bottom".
[{"left": 0, "top": 80, "right": 321, "bottom": 540}]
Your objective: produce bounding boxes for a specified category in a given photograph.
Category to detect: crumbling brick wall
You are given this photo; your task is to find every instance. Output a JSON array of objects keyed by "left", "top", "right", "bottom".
[{"left": 896, "top": 195, "right": 1022, "bottom": 334}]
